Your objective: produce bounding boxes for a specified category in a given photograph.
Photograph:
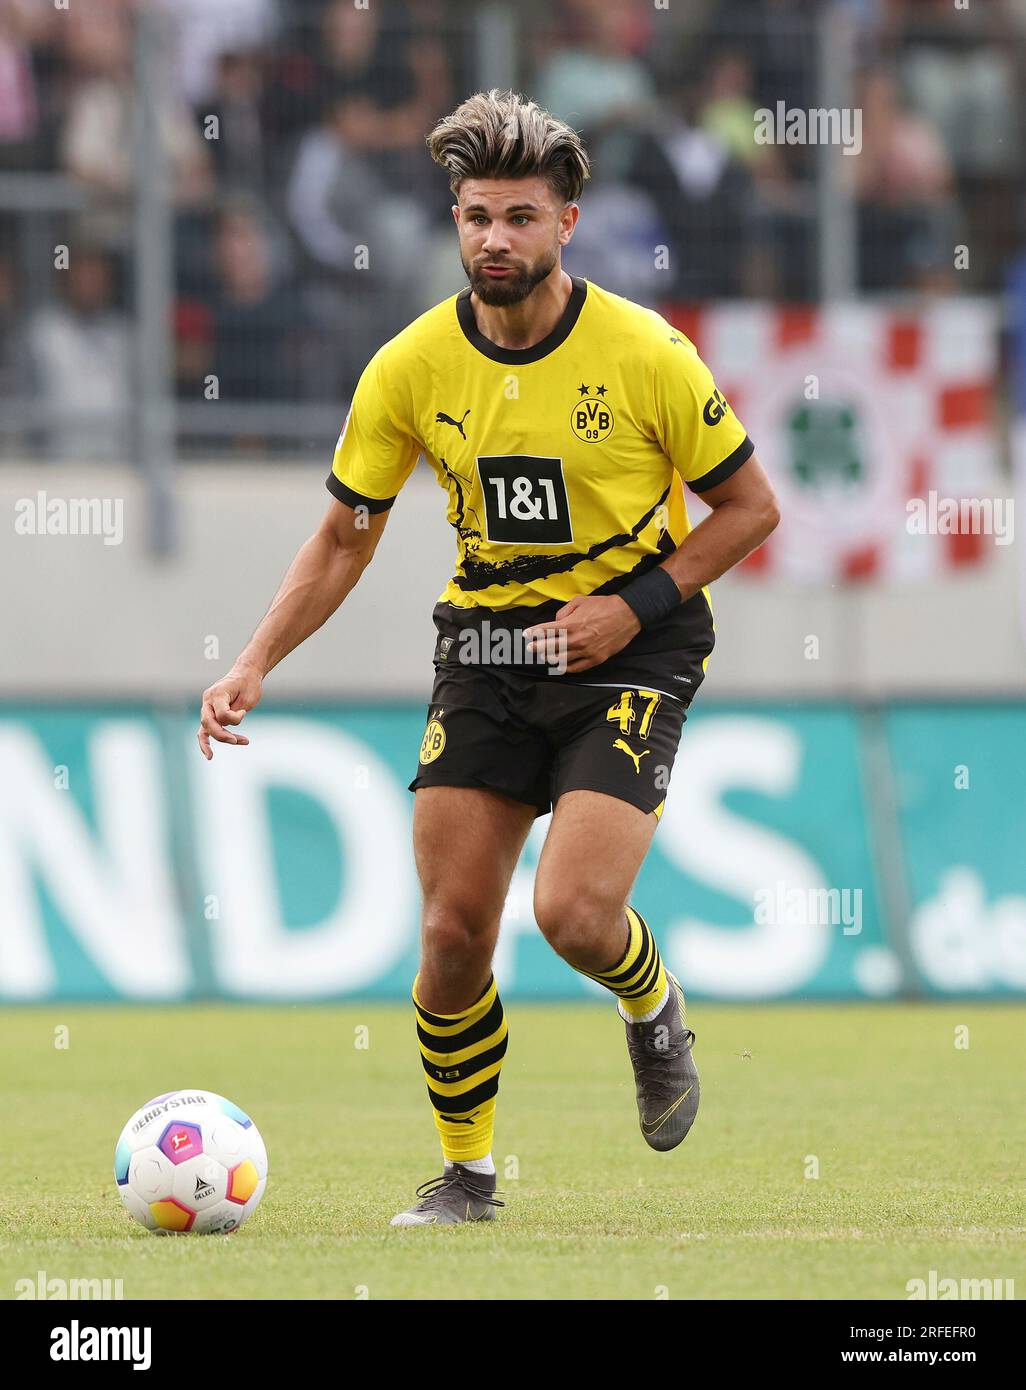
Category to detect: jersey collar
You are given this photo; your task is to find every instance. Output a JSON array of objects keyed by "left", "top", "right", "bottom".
[{"left": 456, "top": 275, "right": 588, "bottom": 365}]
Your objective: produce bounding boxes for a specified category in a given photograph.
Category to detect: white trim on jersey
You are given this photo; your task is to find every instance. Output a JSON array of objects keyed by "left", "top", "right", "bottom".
[{"left": 571, "top": 681, "right": 689, "bottom": 705}]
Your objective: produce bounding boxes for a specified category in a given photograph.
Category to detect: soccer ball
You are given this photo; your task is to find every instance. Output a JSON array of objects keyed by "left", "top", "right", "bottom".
[{"left": 114, "top": 1090, "right": 268, "bottom": 1235}]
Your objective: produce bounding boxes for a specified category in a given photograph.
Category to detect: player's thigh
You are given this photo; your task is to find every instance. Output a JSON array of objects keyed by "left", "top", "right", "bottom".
[
  {"left": 413, "top": 785, "right": 536, "bottom": 926},
  {"left": 553, "top": 684, "right": 686, "bottom": 820},
  {"left": 533, "top": 789, "right": 657, "bottom": 932}
]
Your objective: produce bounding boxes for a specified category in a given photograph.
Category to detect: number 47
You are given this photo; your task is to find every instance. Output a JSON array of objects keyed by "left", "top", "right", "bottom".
[{"left": 606, "top": 690, "right": 661, "bottom": 739}]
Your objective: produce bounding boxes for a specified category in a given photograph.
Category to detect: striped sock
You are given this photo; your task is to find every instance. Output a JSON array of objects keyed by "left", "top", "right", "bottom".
[
  {"left": 578, "top": 906, "right": 668, "bottom": 1020},
  {"left": 413, "top": 974, "right": 507, "bottom": 1164}
]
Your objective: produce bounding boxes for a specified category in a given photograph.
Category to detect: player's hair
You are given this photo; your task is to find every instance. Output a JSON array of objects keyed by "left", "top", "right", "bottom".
[{"left": 426, "top": 89, "right": 591, "bottom": 205}]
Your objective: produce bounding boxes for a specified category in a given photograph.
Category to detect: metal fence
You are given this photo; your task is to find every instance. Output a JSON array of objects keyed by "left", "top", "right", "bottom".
[{"left": 1, "top": 0, "right": 1023, "bottom": 493}]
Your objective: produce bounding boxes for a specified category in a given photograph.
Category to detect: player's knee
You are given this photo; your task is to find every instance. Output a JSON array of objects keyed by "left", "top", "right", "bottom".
[
  {"left": 534, "top": 883, "right": 619, "bottom": 961},
  {"left": 421, "top": 901, "right": 494, "bottom": 963}
]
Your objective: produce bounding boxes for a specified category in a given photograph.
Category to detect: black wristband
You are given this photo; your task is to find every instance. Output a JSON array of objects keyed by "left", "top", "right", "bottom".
[{"left": 617, "top": 566, "right": 682, "bottom": 628}]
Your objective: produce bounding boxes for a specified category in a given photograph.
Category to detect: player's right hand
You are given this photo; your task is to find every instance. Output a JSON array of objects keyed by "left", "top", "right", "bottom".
[{"left": 197, "top": 666, "right": 263, "bottom": 759}]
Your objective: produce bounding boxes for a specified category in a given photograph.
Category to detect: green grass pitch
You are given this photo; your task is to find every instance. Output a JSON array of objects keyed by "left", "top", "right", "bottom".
[{"left": 1, "top": 1002, "right": 1023, "bottom": 1300}]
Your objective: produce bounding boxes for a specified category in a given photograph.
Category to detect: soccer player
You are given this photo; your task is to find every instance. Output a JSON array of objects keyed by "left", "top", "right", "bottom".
[{"left": 198, "top": 90, "right": 780, "bottom": 1226}]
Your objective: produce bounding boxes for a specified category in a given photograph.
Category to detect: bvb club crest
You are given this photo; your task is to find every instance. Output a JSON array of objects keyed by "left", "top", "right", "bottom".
[
  {"left": 419, "top": 717, "right": 446, "bottom": 765},
  {"left": 569, "top": 385, "right": 614, "bottom": 443}
]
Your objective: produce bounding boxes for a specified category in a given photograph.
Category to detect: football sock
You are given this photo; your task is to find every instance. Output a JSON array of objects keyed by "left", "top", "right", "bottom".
[
  {"left": 617, "top": 983, "right": 669, "bottom": 1024},
  {"left": 578, "top": 905, "right": 669, "bottom": 1020},
  {"left": 413, "top": 973, "right": 507, "bottom": 1165},
  {"left": 444, "top": 1154, "right": 495, "bottom": 1176}
]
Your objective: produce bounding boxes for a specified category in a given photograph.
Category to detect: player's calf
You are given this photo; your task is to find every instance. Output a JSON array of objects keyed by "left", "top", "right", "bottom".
[{"left": 552, "top": 902, "right": 700, "bottom": 1151}]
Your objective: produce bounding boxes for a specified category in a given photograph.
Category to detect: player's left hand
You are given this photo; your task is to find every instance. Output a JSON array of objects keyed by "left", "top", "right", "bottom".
[{"left": 524, "top": 595, "right": 642, "bottom": 674}]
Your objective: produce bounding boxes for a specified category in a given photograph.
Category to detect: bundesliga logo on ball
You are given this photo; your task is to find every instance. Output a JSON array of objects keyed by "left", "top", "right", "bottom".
[{"left": 114, "top": 1090, "right": 268, "bottom": 1235}]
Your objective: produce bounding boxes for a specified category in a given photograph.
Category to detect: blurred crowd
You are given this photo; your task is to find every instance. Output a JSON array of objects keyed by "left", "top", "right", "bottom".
[{"left": 1, "top": 0, "right": 1024, "bottom": 454}]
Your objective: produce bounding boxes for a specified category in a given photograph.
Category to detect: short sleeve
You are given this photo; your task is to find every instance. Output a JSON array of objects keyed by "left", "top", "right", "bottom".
[
  {"left": 326, "top": 350, "right": 421, "bottom": 512},
  {"left": 654, "top": 332, "right": 754, "bottom": 493}
]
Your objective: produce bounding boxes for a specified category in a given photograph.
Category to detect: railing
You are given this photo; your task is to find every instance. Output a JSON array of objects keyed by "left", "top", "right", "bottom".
[{"left": 0, "top": 0, "right": 1022, "bottom": 547}]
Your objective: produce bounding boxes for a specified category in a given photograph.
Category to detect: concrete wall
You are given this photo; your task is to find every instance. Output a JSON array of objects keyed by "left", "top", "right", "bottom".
[{"left": 4, "top": 462, "right": 1025, "bottom": 701}]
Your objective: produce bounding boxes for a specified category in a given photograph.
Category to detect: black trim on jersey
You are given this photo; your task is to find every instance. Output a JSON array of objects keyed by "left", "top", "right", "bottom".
[
  {"left": 456, "top": 276, "right": 588, "bottom": 364},
  {"left": 687, "top": 435, "right": 755, "bottom": 494},
  {"left": 437, "top": 547, "right": 709, "bottom": 640},
  {"left": 325, "top": 472, "right": 396, "bottom": 513}
]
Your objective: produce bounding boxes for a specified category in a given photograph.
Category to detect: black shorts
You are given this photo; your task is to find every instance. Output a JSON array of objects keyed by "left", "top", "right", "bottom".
[{"left": 408, "top": 663, "right": 690, "bottom": 818}]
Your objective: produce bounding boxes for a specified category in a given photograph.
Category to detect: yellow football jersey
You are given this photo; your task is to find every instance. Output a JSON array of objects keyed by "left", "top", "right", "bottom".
[{"left": 328, "top": 276, "right": 753, "bottom": 697}]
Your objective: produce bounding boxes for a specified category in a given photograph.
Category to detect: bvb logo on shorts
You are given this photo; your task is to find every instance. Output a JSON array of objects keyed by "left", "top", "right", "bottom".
[
  {"left": 569, "top": 387, "right": 614, "bottom": 443},
  {"left": 420, "top": 716, "right": 446, "bottom": 765}
]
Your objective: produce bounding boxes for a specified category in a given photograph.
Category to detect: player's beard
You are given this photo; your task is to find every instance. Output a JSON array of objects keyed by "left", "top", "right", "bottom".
[{"left": 463, "top": 246, "right": 559, "bottom": 306}]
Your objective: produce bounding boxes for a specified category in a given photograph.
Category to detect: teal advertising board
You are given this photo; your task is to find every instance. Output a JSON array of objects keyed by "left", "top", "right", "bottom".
[
  {"left": 886, "top": 705, "right": 1026, "bottom": 996},
  {"left": 0, "top": 703, "right": 1020, "bottom": 1001}
]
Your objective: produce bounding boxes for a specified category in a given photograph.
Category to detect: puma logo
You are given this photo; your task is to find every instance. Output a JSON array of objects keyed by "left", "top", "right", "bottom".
[
  {"left": 614, "top": 739, "right": 650, "bottom": 774},
  {"left": 436, "top": 408, "right": 470, "bottom": 440},
  {"left": 439, "top": 1110, "right": 480, "bottom": 1126}
]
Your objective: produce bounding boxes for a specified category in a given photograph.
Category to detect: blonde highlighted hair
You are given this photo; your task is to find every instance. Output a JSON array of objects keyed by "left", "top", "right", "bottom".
[{"left": 426, "top": 89, "right": 591, "bottom": 204}]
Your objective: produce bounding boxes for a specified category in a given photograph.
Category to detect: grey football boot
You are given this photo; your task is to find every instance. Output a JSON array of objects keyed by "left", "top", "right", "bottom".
[
  {"left": 390, "top": 1164, "right": 504, "bottom": 1227},
  {"left": 624, "top": 972, "right": 700, "bottom": 1151}
]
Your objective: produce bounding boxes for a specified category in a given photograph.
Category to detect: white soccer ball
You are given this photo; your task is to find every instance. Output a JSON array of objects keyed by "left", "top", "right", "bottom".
[{"left": 114, "top": 1090, "right": 268, "bottom": 1235}]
